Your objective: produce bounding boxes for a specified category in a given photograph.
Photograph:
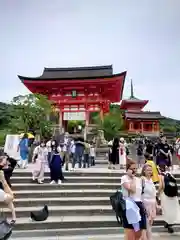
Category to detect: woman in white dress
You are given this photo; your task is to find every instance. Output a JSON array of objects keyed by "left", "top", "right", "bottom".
[
  {"left": 119, "top": 137, "right": 127, "bottom": 169},
  {"left": 32, "top": 140, "right": 48, "bottom": 184},
  {"left": 157, "top": 167, "right": 180, "bottom": 233},
  {"left": 141, "top": 164, "right": 157, "bottom": 240}
]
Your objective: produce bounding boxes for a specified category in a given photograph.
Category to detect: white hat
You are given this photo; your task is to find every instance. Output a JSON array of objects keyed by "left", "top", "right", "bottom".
[{"left": 120, "top": 137, "right": 124, "bottom": 142}]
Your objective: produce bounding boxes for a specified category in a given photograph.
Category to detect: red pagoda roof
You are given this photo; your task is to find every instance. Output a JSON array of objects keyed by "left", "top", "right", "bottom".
[
  {"left": 125, "top": 111, "right": 164, "bottom": 120},
  {"left": 18, "top": 65, "right": 126, "bottom": 103},
  {"left": 120, "top": 80, "right": 148, "bottom": 110},
  {"left": 120, "top": 98, "right": 149, "bottom": 110}
]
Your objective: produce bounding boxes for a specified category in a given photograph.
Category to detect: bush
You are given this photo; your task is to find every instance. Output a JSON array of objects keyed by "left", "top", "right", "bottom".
[{"left": 0, "top": 130, "right": 7, "bottom": 147}]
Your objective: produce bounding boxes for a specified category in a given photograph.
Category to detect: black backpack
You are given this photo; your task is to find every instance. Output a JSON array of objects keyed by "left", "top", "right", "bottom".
[
  {"left": 110, "top": 190, "right": 126, "bottom": 225},
  {"left": 164, "top": 173, "right": 178, "bottom": 197}
]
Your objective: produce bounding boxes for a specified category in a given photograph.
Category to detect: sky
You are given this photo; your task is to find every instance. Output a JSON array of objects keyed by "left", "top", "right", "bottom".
[{"left": 0, "top": 0, "right": 180, "bottom": 119}]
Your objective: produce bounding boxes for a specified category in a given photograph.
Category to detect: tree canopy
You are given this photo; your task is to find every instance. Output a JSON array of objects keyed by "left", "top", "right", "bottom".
[
  {"left": 0, "top": 94, "right": 53, "bottom": 139},
  {"left": 94, "top": 105, "right": 124, "bottom": 141}
]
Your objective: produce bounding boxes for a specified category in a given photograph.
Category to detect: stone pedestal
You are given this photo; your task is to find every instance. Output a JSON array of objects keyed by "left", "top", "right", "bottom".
[{"left": 96, "top": 130, "right": 107, "bottom": 147}]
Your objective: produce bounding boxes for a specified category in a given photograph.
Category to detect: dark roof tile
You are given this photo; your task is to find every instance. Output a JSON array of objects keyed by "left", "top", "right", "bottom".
[
  {"left": 40, "top": 65, "right": 112, "bottom": 79},
  {"left": 125, "top": 111, "right": 163, "bottom": 120}
]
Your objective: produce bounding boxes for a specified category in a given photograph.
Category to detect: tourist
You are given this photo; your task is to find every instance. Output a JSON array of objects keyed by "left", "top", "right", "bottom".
[
  {"left": 141, "top": 164, "right": 157, "bottom": 240},
  {"left": 175, "top": 139, "right": 180, "bottom": 167},
  {"left": 17, "top": 133, "right": 29, "bottom": 169},
  {"left": 157, "top": 166, "right": 180, "bottom": 233},
  {"left": 49, "top": 140, "right": 64, "bottom": 184},
  {"left": 144, "top": 140, "right": 154, "bottom": 159},
  {"left": 70, "top": 139, "right": 76, "bottom": 171},
  {"left": 63, "top": 133, "right": 71, "bottom": 171},
  {"left": 108, "top": 140, "right": 113, "bottom": 169},
  {"left": 121, "top": 159, "right": 146, "bottom": 240},
  {"left": 0, "top": 156, "right": 16, "bottom": 225},
  {"left": 136, "top": 140, "right": 144, "bottom": 168},
  {"left": 119, "top": 137, "right": 127, "bottom": 169},
  {"left": 32, "top": 140, "right": 48, "bottom": 184},
  {"left": 2, "top": 155, "right": 17, "bottom": 188},
  {"left": 46, "top": 137, "right": 53, "bottom": 167},
  {"left": 83, "top": 141, "right": 90, "bottom": 168},
  {"left": 156, "top": 136, "right": 172, "bottom": 171},
  {"left": 90, "top": 142, "right": 96, "bottom": 166},
  {"left": 144, "top": 153, "right": 159, "bottom": 184},
  {"left": 109, "top": 138, "right": 119, "bottom": 169},
  {"left": 74, "top": 138, "right": 85, "bottom": 169}
]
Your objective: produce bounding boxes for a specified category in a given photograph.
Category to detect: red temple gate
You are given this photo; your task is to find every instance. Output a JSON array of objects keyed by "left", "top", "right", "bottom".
[{"left": 18, "top": 65, "right": 126, "bottom": 132}]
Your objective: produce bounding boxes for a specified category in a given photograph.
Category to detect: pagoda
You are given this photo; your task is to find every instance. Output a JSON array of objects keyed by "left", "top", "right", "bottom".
[
  {"left": 120, "top": 80, "right": 163, "bottom": 136},
  {"left": 18, "top": 65, "right": 126, "bottom": 131}
]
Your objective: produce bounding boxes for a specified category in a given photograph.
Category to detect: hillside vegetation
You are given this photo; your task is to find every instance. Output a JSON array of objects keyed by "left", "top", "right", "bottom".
[{"left": 0, "top": 101, "right": 180, "bottom": 144}]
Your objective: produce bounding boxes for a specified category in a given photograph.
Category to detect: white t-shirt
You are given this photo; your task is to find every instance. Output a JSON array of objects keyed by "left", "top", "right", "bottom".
[
  {"left": 46, "top": 141, "right": 52, "bottom": 152},
  {"left": 142, "top": 178, "right": 156, "bottom": 202},
  {"left": 121, "top": 175, "right": 143, "bottom": 202},
  {"left": 33, "top": 146, "right": 48, "bottom": 162}
]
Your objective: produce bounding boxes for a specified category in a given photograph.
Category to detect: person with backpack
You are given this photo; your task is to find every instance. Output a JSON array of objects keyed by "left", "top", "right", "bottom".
[
  {"left": 121, "top": 159, "right": 147, "bottom": 240},
  {"left": 157, "top": 167, "right": 180, "bottom": 233},
  {"left": 156, "top": 136, "right": 172, "bottom": 171},
  {"left": 136, "top": 140, "right": 144, "bottom": 168}
]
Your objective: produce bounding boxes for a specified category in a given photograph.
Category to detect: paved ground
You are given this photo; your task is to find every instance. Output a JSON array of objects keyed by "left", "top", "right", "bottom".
[
  {"left": 10, "top": 233, "right": 180, "bottom": 240},
  {"left": 15, "top": 163, "right": 180, "bottom": 174}
]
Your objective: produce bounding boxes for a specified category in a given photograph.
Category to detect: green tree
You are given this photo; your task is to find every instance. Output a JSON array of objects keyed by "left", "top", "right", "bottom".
[
  {"left": 9, "top": 94, "right": 53, "bottom": 138},
  {"left": 95, "top": 107, "right": 124, "bottom": 141},
  {"left": 0, "top": 102, "right": 11, "bottom": 129}
]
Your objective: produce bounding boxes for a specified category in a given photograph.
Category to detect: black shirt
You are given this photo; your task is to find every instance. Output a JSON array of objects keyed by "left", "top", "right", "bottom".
[
  {"left": 146, "top": 143, "right": 154, "bottom": 155},
  {"left": 157, "top": 143, "right": 170, "bottom": 159}
]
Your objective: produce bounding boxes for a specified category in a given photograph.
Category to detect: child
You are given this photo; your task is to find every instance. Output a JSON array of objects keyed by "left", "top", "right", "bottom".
[
  {"left": 144, "top": 153, "right": 159, "bottom": 184},
  {"left": 90, "top": 142, "right": 96, "bottom": 166}
]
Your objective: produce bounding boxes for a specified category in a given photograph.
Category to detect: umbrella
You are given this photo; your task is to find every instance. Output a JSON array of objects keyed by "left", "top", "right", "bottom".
[{"left": 20, "top": 133, "right": 34, "bottom": 139}]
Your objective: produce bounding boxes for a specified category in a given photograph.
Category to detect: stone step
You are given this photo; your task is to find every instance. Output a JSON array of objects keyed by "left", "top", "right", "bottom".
[
  {"left": 96, "top": 148, "right": 109, "bottom": 153},
  {"left": 10, "top": 176, "right": 180, "bottom": 184},
  {"left": 11, "top": 170, "right": 180, "bottom": 178},
  {"left": 8, "top": 215, "right": 180, "bottom": 231},
  {"left": 13, "top": 197, "right": 111, "bottom": 207},
  {"left": 11, "top": 183, "right": 122, "bottom": 191},
  {"left": 3, "top": 205, "right": 117, "bottom": 218},
  {"left": 11, "top": 196, "right": 180, "bottom": 208},
  {"left": 10, "top": 182, "right": 180, "bottom": 191},
  {"left": 10, "top": 232, "right": 180, "bottom": 240},
  {"left": 11, "top": 176, "right": 122, "bottom": 184},
  {"left": 13, "top": 188, "right": 180, "bottom": 199},
  {"left": 12, "top": 170, "right": 126, "bottom": 177},
  {"left": 13, "top": 189, "right": 116, "bottom": 198},
  {"left": 94, "top": 159, "right": 108, "bottom": 164}
]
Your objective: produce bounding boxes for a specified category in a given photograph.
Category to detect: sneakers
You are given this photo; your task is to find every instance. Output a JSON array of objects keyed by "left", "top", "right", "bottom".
[
  {"left": 50, "top": 181, "right": 55, "bottom": 184},
  {"left": 38, "top": 180, "right": 44, "bottom": 184},
  {"left": 50, "top": 180, "right": 62, "bottom": 184},
  {"left": 32, "top": 176, "right": 36, "bottom": 181}
]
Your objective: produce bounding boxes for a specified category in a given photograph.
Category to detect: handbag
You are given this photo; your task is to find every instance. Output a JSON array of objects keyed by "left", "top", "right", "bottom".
[{"left": 0, "top": 219, "right": 12, "bottom": 240}]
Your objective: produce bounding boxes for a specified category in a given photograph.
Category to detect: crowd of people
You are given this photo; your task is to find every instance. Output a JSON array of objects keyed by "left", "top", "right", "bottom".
[
  {"left": 0, "top": 132, "right": 180, "bottom": 239},
  {"left": 108, "top": 135, "right": 180, "bottom": 240},
  {"left": 28, "top": 135, "right": 96, "bottom": 184},
  {"left": 108, "top": 135, "right": 176, "bottom": 172}
]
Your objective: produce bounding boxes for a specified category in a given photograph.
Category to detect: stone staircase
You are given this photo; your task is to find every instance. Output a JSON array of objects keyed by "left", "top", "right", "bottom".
[{"left": 7, "top": 167, "right": 180, "bottom": 239}]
